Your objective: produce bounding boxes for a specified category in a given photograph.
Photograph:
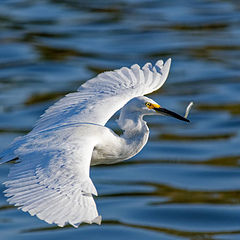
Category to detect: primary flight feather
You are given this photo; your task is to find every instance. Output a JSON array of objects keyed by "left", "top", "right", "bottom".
[{"left": 0, "top": 58, "right": 190, "bottom": 227}]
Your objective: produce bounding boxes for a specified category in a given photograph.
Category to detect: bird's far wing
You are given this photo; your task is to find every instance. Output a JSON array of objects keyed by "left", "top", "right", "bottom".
[
  {"left": 32, "top": 59, "right": 171, "bottom": 132},
  {"left": 4, "top": 124, "right": 101, "bottom": 227}
]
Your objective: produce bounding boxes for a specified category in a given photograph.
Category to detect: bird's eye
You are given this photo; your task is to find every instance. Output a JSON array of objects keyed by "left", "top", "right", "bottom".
[{"left": 145, "top": 102, "right": 152, "bottom": 107}]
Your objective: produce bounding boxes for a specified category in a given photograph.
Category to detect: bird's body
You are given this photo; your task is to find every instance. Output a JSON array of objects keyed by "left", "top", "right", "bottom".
[{"left": 0, "top": 58, "right": 190, "bottom": 227}]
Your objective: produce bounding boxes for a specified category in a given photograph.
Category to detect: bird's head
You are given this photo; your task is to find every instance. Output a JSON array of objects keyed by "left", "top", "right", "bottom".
[{"left": 126, "top": 96, "right": 189, "bottom": 122}]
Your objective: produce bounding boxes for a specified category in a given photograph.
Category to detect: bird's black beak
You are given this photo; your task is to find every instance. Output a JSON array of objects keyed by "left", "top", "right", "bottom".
[{"left": 154, "top": 107, "right": 190, "bottom": 122}]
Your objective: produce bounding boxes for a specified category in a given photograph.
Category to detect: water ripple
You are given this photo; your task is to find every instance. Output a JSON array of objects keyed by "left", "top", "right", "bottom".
[{"left": 0, "top": 0, "right": 240, "bottom": 239}]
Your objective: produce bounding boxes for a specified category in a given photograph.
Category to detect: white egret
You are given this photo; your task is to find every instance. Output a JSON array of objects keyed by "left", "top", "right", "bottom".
[{"left": 0, "top": 58, "right": 191, "bottom": 228}]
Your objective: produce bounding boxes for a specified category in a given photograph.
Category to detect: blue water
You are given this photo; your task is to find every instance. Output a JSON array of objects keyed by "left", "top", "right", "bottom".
[{"left": 0, "top": 0, "right": 240, "bottom": 239}]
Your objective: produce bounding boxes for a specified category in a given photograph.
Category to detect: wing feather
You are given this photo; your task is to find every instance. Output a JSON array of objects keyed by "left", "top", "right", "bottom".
[
  {"left": 32, "top": 59, "right": 171, "bottom": 132},
  {"left": 3, "top": 124, "right": 101, "bottom": 227}
]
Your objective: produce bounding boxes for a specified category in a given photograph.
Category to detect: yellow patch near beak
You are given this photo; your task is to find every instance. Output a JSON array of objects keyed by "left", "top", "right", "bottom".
[
  {"left": 145, "top": 102, "right": 160, "bottom": 109},
  {"left": 152, "top": 103, "right": 160, "bottom": 109}
]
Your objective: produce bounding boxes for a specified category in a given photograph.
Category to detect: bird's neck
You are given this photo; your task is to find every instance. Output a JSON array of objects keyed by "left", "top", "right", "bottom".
[
  {"left": 91, "top": 108, "right": 150, "bottom": 166},
  {"left": 117, "top": 108, "right": 149, "bottom": 158},
  {"left": 118, "top": 112, "right": 146, "bottom": 136}
]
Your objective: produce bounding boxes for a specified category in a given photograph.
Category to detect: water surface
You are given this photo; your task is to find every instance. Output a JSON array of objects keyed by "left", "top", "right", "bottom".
[{"left": 0, "top": 0, "right": 240, "bottom": 240}]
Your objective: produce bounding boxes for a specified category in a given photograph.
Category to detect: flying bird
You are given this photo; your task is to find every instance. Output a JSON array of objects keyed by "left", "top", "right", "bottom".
[{"left": 0, "top": 58, "right": 190, "bottom": 228}]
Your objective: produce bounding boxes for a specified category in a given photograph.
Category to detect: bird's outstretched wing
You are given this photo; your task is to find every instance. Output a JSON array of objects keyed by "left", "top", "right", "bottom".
[
  {"left": 3, "top": 124, "right": 102, "bottom": 227},
  {"left": 32, "top": 59, "right": 171, "bottom": 132}
]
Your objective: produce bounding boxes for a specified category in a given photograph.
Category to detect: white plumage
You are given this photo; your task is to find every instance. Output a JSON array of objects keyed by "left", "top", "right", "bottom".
[
  {"left": 32, "top": 59, "right": 171, "bottom": 132},
  {"left": 0, "top": 58, "right": 190, "bottom": 227}
]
